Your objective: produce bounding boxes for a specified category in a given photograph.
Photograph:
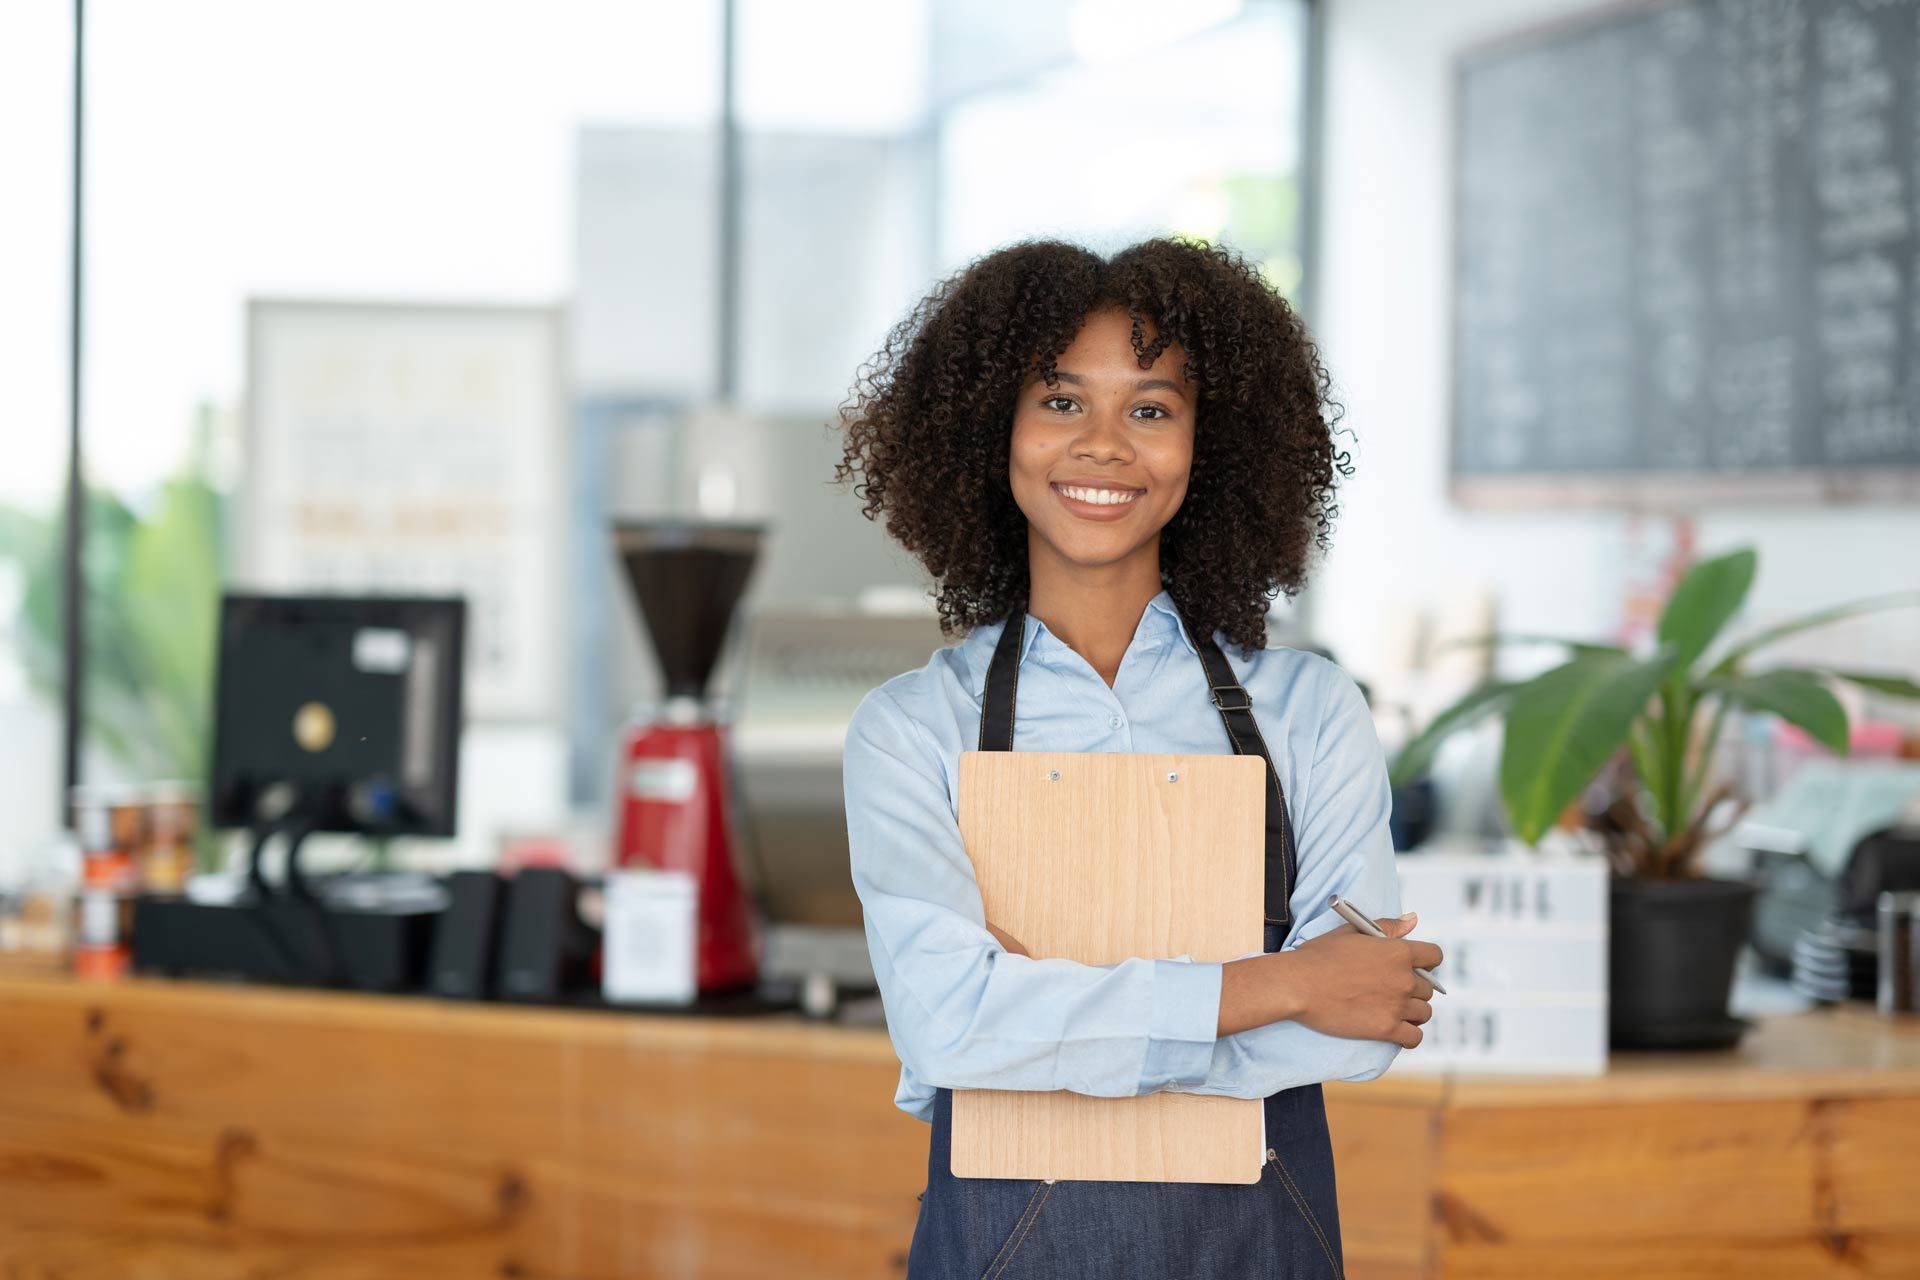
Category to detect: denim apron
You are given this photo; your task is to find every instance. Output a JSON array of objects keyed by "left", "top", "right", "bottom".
[{"left": 905, "top": 608, "right": 1347, "bottom": 1279}]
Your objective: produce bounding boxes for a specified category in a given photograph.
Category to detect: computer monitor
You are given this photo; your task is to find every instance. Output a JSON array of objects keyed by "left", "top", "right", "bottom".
[{"left": 208, "top": 595, "right": 465, "bottom": 836}]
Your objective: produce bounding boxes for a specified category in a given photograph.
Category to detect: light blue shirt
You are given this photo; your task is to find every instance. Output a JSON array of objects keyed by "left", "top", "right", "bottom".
[{"left": 843, "top": 588, "right": 1404, "bottom": 1123}]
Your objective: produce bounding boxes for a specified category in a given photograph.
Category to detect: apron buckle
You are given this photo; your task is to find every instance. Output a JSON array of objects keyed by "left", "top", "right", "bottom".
[{"left": 1209, "top": 683, "right": 1253, "bottom": 712}]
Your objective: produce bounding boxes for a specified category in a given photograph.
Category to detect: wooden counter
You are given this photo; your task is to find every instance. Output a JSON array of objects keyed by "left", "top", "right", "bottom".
[
  {"left": 1333, "top": 1006, "right": 1920, "bottom": 1278},
  {"left": 1, "top": 967, "right": 1916, "bottom": 1278},
  {"left": 0, "top": 969, "right": 922, "bottom": 1279}
]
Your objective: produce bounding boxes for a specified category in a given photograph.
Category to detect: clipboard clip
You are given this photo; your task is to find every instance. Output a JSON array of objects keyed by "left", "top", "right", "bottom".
[{"left": 1209, "top": 683, "right": 1253, "bottom": 712}]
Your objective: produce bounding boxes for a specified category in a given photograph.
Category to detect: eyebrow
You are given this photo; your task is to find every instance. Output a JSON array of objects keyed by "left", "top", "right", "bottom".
[{"left": 1046, "top": 370, "right": 1191, "bottom": 400}]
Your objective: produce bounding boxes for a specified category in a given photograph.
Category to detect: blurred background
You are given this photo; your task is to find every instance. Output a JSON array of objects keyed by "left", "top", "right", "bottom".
[
  {"left": 4, "top": 1, "right": 1920, "bottom": 1277},
  {"left": 0, "top": 0, "right": 1313, "bottom": 874}
]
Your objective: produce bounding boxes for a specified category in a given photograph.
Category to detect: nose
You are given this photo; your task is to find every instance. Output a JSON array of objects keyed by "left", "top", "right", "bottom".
[{"left": 1068, "top": 405, "right": 1135, "bottom": 464}]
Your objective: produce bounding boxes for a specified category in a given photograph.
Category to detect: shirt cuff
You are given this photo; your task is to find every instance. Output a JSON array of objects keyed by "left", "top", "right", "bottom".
[
  {"left": 1284, "top": 911, "right": 1348, "bottom": 950},
  {"left": 1138, "top": 958, "right": 1223, "bottom": 1091}
]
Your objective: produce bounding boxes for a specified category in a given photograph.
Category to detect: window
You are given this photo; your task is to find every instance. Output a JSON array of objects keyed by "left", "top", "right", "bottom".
[
  {"left": 936, "top": 0, "right": 1310, "bottom": 296},
  {"left": 82, "top": 0, "right": 723, "bottom": 863},
  {"left": 0, "top": 4, "right": 73, "bottom": 883}
]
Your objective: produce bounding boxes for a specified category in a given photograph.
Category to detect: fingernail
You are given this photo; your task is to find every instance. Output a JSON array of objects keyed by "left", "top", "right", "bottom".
[{"left": 1398, "top": 911, "right": 1416, "bottom": 920}]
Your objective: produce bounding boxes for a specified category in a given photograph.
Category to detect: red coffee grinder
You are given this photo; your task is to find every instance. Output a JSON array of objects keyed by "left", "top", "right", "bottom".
[{"left": 611, "top": 520, "right": 764, "bottom": 994}]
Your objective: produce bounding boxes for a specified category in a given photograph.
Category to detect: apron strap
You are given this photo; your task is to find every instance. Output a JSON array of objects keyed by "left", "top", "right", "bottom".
[
  {"left": 976, "top": 607, "right": 1026, "bottom": 753},
  {"left": 976, "top": 606, "right": 1296, "bottom": 931},
  {"left": 1183, "top": 622, "right": 1296, "bottom": 931}
]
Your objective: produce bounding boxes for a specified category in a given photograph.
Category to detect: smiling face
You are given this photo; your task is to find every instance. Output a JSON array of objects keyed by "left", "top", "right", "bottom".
[{"left": 1009, "top": 307, "right": 1196, "bottom": 580}]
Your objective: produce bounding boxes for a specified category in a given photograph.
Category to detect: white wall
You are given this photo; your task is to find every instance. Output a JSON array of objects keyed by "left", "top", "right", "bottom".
[
  {"left": 0, "top": 701, "right": 60, "bottom": 887},
  {"left": 1312, "top": 0, "right": 1920, "bottom": 702}
]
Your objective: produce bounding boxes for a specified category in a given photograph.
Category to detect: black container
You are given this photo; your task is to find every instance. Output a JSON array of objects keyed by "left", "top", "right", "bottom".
[
  {"left": 1389, "top": 777, "right": 1437, "bottom": 851},
  {"left": 1609, "top": 876, "right": 1758, "bottom": 1049},
  {"left": 131, "top": 891, "right": 438, "bottom": 992}
]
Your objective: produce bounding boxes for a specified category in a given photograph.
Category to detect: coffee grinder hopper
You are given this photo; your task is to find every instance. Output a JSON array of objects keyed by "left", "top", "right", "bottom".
[{"left": 612, "top": 520, "right": 765, "bottom": 703}]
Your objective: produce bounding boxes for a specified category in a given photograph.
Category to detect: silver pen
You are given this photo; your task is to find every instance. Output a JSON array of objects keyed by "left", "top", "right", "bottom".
[{"left": 1328, "top": 894, "right": 1448, "bottom": 994}]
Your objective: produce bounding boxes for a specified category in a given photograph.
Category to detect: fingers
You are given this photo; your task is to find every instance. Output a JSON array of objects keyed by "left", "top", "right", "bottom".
[
  {"left": 1375, "top": 911, "right": 1418, "bottom": 939},
  {"left": 1409, "top": 974, "right": 1434, "bottom": 1001},
  {"left": 984, "top": 921, "right": 1030, "bottom": 956},
  {"left": 1408, "top": 939, "right": 1445, "bottom": 971},
  {"left": 1393, "top": 1021, "right": 1424, "bottom": 1049},
  {"left": 1401, "top": 996, "right": 1432, "bottom": 1026}
]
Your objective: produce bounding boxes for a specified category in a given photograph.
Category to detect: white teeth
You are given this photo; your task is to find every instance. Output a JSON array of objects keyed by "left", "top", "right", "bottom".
[{"left": 1058, "top": 485, "right": 1140, "bottom": 506}]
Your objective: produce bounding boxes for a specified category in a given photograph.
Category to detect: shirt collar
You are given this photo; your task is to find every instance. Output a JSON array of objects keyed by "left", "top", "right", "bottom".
[
  {"left": 1144, "top": 589, "right": 1200, "bottom": 656},
  {"left": 969, "top": 587, "right": 1200, "bottom": 688}
]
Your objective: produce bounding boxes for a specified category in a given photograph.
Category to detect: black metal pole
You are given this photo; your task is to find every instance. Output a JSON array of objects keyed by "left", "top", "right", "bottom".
[
  {"left": 717, "top": 0, "right": 739, "bottom": 402},
  {"left": 61, "top": 0, "right": 86, "bottom": 824}
]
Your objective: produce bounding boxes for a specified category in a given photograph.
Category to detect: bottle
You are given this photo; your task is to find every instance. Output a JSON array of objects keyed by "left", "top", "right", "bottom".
[
  {"left": 70, "top": 784, "right": 139, "bottom": 981},
  {"left": 1, "top": 830, "right": 80, "bottom": 968},
  {"left": 141, "top": 781, "right": 199, "bottom": 896}
]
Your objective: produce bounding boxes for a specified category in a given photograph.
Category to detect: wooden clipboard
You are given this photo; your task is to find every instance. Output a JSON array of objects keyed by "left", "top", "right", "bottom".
[{"left": 952, "top": 750, "right": 1267, "bottom": 1184}]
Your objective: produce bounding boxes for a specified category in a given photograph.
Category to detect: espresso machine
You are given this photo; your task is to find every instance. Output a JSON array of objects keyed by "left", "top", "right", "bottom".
[{"left": 611, "top": 520, "right": 764, "bottom": 994}]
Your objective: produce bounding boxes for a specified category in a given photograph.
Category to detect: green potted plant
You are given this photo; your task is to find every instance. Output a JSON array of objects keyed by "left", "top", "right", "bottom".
[{"left": 1390, "top": 547, "right": 1920, "bottom": 1048}]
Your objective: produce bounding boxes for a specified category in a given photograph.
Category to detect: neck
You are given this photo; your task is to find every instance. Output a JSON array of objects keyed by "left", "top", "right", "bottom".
[{"left": 1025, "top": 534, "right": 1163, "bottom": 687}]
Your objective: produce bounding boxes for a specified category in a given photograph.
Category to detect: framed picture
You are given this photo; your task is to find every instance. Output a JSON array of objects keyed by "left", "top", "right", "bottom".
[{"left": 240, "top": 299, "right": 568, "bottom": 722}]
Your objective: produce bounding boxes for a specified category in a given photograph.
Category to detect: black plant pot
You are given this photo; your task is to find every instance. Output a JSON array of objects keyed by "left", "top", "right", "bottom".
[{"left": 1609, "top": 876, "right": 1758, "bottom": 1050}]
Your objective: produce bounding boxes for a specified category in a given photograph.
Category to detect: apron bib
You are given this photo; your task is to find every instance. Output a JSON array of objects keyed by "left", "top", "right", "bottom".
[{"left": 906, "top": 607, "right": 1347, "bottom": 1279}]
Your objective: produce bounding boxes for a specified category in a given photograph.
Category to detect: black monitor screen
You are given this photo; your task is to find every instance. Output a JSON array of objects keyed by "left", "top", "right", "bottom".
[{"left": 209, "top": 595, "right": 464, "bottom": 836}]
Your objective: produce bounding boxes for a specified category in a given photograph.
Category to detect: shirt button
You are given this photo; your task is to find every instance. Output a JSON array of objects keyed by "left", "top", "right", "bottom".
[{"left": 1109, "top": 715, "right": 1123, "bottom": 730}]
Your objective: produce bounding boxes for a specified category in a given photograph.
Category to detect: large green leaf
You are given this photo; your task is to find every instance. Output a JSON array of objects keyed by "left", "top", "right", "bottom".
[
  {"left": 1699, "top": 669, "right": 1849, "bottom": 755},
  {"left": 1388, "top": 679, "right": 1522, "bottom": 790},
  {"left": 1657, "top": 547, "right": 1756, "bottom": 673},
  {"left": 9, "top": 466, "right": 223, "bottom": 784},
  {"left": 1708, "top": 590, "right": 1920, "bottom": 676},
  {"left": 1499, "top": 649, "right": 1679, "bottom": 844},
  {"left": 1823, "top": 670, "right": 1920, "bottom": 700},
  {"left": 123, "top": 470, "right": 222, "bottom": 782}
]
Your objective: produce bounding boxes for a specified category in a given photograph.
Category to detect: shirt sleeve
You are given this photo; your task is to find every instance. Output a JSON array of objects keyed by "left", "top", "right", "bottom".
[
  {"left": 845, "top": 685, "right": 1223, "bottom": 1099},
  {"left": 1173, "top": 662, "right": 1406, "bottom": 1097}
]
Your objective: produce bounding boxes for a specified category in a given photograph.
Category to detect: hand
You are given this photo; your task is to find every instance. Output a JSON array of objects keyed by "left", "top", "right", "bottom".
[
  {"left": 984, "top": 920, "right": 1030, "bottom": 957},
  {"left": 1284, "top": 912, "right": 1442, "bottom": 1048}
]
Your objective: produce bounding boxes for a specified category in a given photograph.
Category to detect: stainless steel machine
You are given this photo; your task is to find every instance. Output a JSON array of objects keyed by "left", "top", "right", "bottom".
[{"left": 727, "top": 604, "right": 948, "bottom": 1013}]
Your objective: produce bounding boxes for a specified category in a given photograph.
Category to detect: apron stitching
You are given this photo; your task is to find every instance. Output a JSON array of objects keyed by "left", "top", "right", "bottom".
[
  {"left": 975, "top": 1180, "right": 1043, "bottom": 1276},
  {"left": 1269, "top": 1149, "right": 1342, "bottom": 1279},
  {"left": 981, "top": 1180, "right": 1053, "bottom": 1280}
]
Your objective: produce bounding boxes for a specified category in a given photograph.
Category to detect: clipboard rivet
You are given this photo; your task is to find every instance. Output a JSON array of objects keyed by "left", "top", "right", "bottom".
[
  {"left": 1167, "top": 771, "right": 1178, "bottom": 782},
  {"left": 1047, "top": 770, "right": 1060, "bottom": 781}
]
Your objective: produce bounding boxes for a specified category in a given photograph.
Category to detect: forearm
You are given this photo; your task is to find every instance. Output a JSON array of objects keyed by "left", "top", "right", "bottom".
[
  {"left": 877, "top": 942, "right": 1222, "bottom": 1096},
  {"left": 1183, "top": 1015, "right": 1402, "bottom": 1098},
  {"left": 989, "top": 922, "right": 1314, "bottom": 1053}
]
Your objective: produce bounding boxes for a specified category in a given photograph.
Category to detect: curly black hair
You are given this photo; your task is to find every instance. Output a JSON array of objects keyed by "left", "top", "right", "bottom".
[{"left": 834, "top": 236, "right": 1350, "bottom": 655}]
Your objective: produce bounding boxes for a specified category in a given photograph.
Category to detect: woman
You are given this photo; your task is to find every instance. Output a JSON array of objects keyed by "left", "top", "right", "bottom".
[{"left": 835, "top": 237, "right": 1442, "bottom": 1279}]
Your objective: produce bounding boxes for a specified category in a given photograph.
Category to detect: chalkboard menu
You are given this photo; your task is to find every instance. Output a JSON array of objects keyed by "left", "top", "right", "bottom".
[{"left": 1454, "top": 0, "right": 1920, "bottom": 500}]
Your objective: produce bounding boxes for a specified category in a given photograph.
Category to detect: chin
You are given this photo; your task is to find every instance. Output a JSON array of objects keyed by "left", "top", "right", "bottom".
[{"left": 1040, "top": 529, "right": 1150, "bottom": 568}]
